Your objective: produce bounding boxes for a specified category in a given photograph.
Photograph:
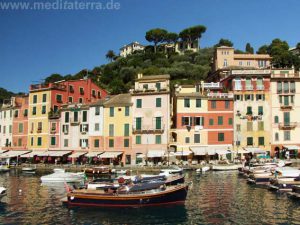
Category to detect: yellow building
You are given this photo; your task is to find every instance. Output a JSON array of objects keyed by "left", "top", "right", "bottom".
[
  {"left": 103, "top": 94, "right": 133, "bottom": 164},
  {"left": 28, "top": 89, "right": 51, "bottom": 150}
]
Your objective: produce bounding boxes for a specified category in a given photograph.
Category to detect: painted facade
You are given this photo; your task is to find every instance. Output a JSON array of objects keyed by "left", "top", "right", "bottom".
[{"left": 0, "top": 100, "right": 13, "bottom": 149}]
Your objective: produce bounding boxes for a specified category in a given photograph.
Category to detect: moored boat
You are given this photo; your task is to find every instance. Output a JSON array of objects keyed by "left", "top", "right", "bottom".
[
  {"left": 0, "top": 165, "right": 10, "bottom": 172},
  {"left": 212, "top": 164, "right": 241, "bottom": 171},
  {"left": 41, "top": 168, "right": 85, "bottom": 183},
  {"left": 22, "top": 166, "right": 36, "bottom": 173},
  {"left": 0, "top": 187, "right": 6, "bottom": 200},
  {"left": 84, "top": 166, "right": 112, "bottom": 176},
  {"left": 65, "top": 183, "right": 189, "bottom": 208}
]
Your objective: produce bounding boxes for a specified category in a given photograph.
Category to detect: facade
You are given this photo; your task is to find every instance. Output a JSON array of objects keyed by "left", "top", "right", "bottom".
[
  {"left": 103, "top": 94, "right": 132, "bottom": 165},
  {"left": 120, "top": 42, "right": 145, "bottom": 57},
  {"left": 12, "top": 95, "right": 29, "bottom": 150},
  {"left": 131, "top": 74, "right": 170, "bottom": 164},
  {"left": 0, "top": 99, "right": 14, "bottom": 149},
  {"left": 28, "top": 78, "right": 107, "bottom": 150},
  {"left": 270, "top": 69, "right": 300, "bottom": 157}
]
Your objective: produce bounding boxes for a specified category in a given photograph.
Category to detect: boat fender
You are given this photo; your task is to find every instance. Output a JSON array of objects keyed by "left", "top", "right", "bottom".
[{"left": 70, "top": 196, "right": 75, "bottom": 201}]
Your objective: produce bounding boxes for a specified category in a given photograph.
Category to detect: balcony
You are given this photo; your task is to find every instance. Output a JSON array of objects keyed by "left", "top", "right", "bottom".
[
  {"left": 37, "top": 129, "right": 42, "bottom": 133},
  {"left": 203, "top": 82, "right": 221, "bottom": 89},
  {"left": 256, "top": 85, "right": 265, "bottom": 91},
  {"left": 245, "top": 85, "right": 253, "bottom": 91},
  {"left": 132, "top": 125, "right": 165, "bottom": 134},
  {"left": 278, "top": 122, "right": 297, "bottom": 130},
  {"left": 207, "top": 93, "right": 233, "bottom": 98},
  {"left": 280, "top": 104, "right": 294, "bottom": 110},
  {"left": 70, "top": 120, "right": 80, "bottom": 126},
  {"left": 48, "top": 111, "right": 60, "bottom": 119},
  {"left": 271, "top": 73, "right": 300, "bottom": 78},
  {"left": 50, "top": 129, "right": 56, "bottom": 134}
]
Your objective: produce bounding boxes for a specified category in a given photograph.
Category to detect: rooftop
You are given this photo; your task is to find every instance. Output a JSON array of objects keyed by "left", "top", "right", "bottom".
[
  {"left": 136, "top": 74, "right": 170, "bottom": 81},
  {"left": 103, "top": 93, "right": 132, "bottom": 107}
]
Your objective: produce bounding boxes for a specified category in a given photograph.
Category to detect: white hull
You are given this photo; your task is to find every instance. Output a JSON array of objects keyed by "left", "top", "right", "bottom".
[
  {"left": 212, "top": 164, "right": 241, "bottom": 171},
  {"left": 41, "top": 170, "right": 85, "bottom": 183}
]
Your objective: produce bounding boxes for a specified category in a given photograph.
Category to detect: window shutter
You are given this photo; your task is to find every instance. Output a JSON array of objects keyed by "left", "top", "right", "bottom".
[{"left": 182, "top": 117, "right": 185, "bottom": 126}]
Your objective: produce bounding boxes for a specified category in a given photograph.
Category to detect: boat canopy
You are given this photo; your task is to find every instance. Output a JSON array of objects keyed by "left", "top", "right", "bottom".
[
  {"left": 68, "top": 151, "right": 87, "bottom": 158},
  {"left": 244, "top": 147, "right": 266, "bottom": 154},
  {"left": 20, "top": 151, "right": 46, "bottom": 158},
  {"left": 100, "top": 151, "right": 123, "bottom": 159},
  {"left": 85, "top": 151, "right": 104, "bottom": 157},
  {"left": 37, "top": 151, "right": 72, "bottom": 157},
  {"left": 283, "top": 145, "right": 300, "bottom": 150},
  {"left": 0, "top": 150, "right": 31, "bottom": 158},
  {"left": 147, "top": 150, "right": 165, "bottom": 158}
]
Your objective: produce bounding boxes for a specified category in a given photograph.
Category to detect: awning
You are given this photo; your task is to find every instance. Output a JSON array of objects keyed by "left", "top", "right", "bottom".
[
  {"left": 0, "top": 150, "right": 31, "bottom": 158},
  {"left": 0, "top": 150, "right": 8, "bottom": 154},
  {"left": 20, "top": 151, "right": 46, "bottom": 158},
  {"left": 244, "top": 147, "right": 266, "bottom": 154},
  {"left": 68, "top": 151, "right": 87, "bottom": 158},
  {"left": 147, "top": 150, "right": 165, "bottom": 158},
  {"left": 215, "top": 150, "right": 231, "bottom": 155},
  {"left": 190, "top": 146, "right": 207, "bottom": 156},
  {"left": 236, "top": 149, "right": 249, "bottom": 154},
  {"left": 283, "top": 145, "right": 300, "bottom": 150},
  {"left": 37, "top": 151, "right": 72, "bottom": 157},
  {"left": 174, "top": 150, "right": 193, "bottom": 156},
  {"left": 85, "top": 151, "right": 104, "bottom": 157},
  {"left": 99, "top": 151, "right": 123, "bottom": 159},
  {"left": 136, "top": 153, "right": 145, "bottom": 159}
]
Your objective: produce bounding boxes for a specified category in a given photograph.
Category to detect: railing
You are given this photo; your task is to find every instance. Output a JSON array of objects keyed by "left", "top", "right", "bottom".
[
  {"left": 272, "top": 73, "right": 300, "bottom": 78},
  {"left": 278, "top": 122, "right": 297, "bottom": 130},
  {"left": 48, "top": 112, "right": 60, "bottom": 119},
  {"left": 256, "top": 85, "right": 265, "bottom": 90},
  {"left": 280, "top": 104, "right": 294, "bottom": 110},
  {"left": 245, "top": 85, "right": 253, "bottom": 90},
  {"left": 70, "top": 120, "right": 80, "bottom": 126},
  {"left": 207, "top": 93, "right": 234, "bottom": 98},
  {"left": 132, "top": 125, "right": 165, "bottom": 134},
  {"left": 30, "top": 83, "right": 66, "bottom": 91},
  {"left": 203, "top": 82, "right": 221, "bottom": 88}
]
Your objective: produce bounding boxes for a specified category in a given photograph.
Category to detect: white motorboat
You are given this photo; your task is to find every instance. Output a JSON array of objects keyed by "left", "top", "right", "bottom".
[
  {"left": 212, "top": 164, "right": 241, "bottom": 171},
  {"left": 41, "top": 168, "right": 85, "bottom": 183},
  {"left": 0, "top": 187, "right": 7, "bottom": 200},
  {"left": 159, "top": 166, "right": 183, "bottom": 176},
  {"left": 22, "top": 166, "right": 36, "bottom": 173},
  {"left": 0, "top": 165, "right": 10, "bottom": 172}
]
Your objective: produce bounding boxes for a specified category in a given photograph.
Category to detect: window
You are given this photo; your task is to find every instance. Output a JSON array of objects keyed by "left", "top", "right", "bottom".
[
  {"left": 14, "top": 110, "right": 18, "bottom": 118},
  {"left": 258, "top": 106, "right": 263, "bottom": 115},
  {"left": 218, "top": 133, "right": 224, "bottom": 142},
  {"left": 194, "top": 134, "right": 200, "bottom": 143},
  {"left": 82, "top": 111, "right": 87, "bottom": 122},
  {"left": 64, "top": 139, "right": 68, "bottom": 147},
  {"left": 239, "top": 61, "right": 243, "bottom": 66},
  {"left": 136, "top": 117, "right": 142, "bottom": 130},
  {"left": 246, "top": 106, "right": 252, "bottom": 115},
  {"left": 109, "top": 139, "right": 114, "bottom": 147},
  {"left": 156, "top": 98, "right": 162, "bottom": 107},
  {"left": 284, "top": 82, "right": 289, "bottom": 93},
  {"left": 42, "top": 94, "right": 47, "bottom": 102},
  {"left": 79, "top": 98, "right": 83, "bottom": 103},
  {"left": 80, "top": 139, "right": 88, "bottom": 148},
  {"left": 211, "top": 100, "right": 216, "bottom": 109},
  {"left": 155, "top": 135, "right": 162, "bottom": 144},
  {"left": 225, "top": 100, "right": 230, "bottom": 109},
  {"left": 98, "top": 91, "right": 101, "bottom": 98},
  {"left": 124, "top": 139, "right": 129, "bottom": 147},
  {"left": 155, "top": 117, "right": 162, "bottom": 129},
  {"left": 194, "top": 117, "right": 204, "bottom": 126},
  {"left": 258, "top": 137, "right": 264, "bottom": 146},
  {"left": 228, "top": 118, "right": 233, "bottom": 125},
  {"left": 68, "top": 97, "right": 73, "bottom": 103},
  {"left": 184, "top": 98, "right": 190, "bottom": 108},
  {"left": 136, "top": 136, "right": 141, "bottom": 144},
  {"left": 9, "top": 125, "right": 12, "bottom": 134},
  {"left": 143, "top": 84, "right": 148, "bottom": 90},
  {"left": 218, "top": 116, "right": 223, "bottom": 125},
  {"left": 181, "top": 117, "right": 191, "bottom": 126},
  {"left": 209, "top": 119, "right": 214, "bottom": 125},
  {"left": 33, "top": 95, "right": 37, "bottom": 104},
  {"left": 80, "top": 87, "right": 84, "bottom": 95},
  {"left": 18, "top": 123, "right": 23, "bottom": 133},
  {"left": 247, "top": 137, "right": 253, "bottom": 146},
  {"left": 38, "top": 122, "right": 42, "bottom": 131},
  {"left": 124, "top": 124, "right": 130, "bottom": 136},
  {"left": 74, "top": 111, "right": 78, "bottom": 122},
  {"left": 94, "top": 139, "right": 99, "bottom": 148},
  {"left": 275, "top": 133, "right": 279, "bottom": 141},
  {"left": 196, "top": 99, "right": 201, "bottom": 108},
  {"left": 62, "top": 125, "right": 69, "bottom": 134},
  {"left": 223, "top": 59, "right": 228, "bottom": 67},
  {"left": 3, "top": 126, "right": 5, "bottom": 134},
  {"left": 284, "top": 131, "right": 290, "bottom": 141},
  {"left": 95, "top": 123, "right": 100, "bottom": 131},
  {"left": 258, "top": 121, "right": 264, "bottom": 131},
  {"left": 256, "top": 94, "right": 265, "bottom": 101},
  {"left": 92, "top": 89, "right": 96, "bottom": 97},
  {"left": 185, "top": 137, "right": 190, "bottom": 143},
  {"left": 290, "top": 81, "right": 296, "bottom": 93},
  {"left": 125, "top": 155, "right": 131, "bottom": 165},
  {"left": 69, "top": 85, "right": 74, "bottom": 93},
  {"left": 247, "top": 122, "right": 253, "bottom": 131},
  {"left": 236, "top": 124, "right": 241, "bottom": 131},
  {"left": 18, "top": 138, "right": 22, "bottom": 147},
  {"left": 32, "top": 107, "right": 36, "bottom": 115},
  {"left": 274, "top": 116, "right": 279, "bottom": 124},
  {"left": 247, "top": 61, "right": 251, "bottom": 66},
  {"left": 80, "top": 124, "right": 89, "bottom": 133},
  {"left": 54, "top": 105, "right": 58, "bottom": 112},
  {"left": 136, "top": 99, "right": 142, "bottom": 108},
  {"left": 24, "top": 109, "right": 28, "bottom": 117},
  {"left": 283, "top": 96, "right": 289, "bottom": 106},
  {"left": 234, "top": 95, "right": 243, "bottom": 101},
  {"left": 156, "top": 82, "right": 161, "bottom": 91},
  {"left": 109, "top": 124, "right": 114, "bottom": 136},
  {"left": 56, "top": 94, "right": 62, "bottom": 103},
  {"left": 284, "top": 112, "right": 290, "bottom": 125},
  {"left": 125, "top": 106, "right": 130, "bottom": 116},
  {"left": 51, "top": 137, "right": 56, "bottom": 146},
  {"left": 37, "top": 137, "right": 42, "bottom": 146},
  {"left": 245, "top": 94, "right": 254, "bottom": 101},
  {"left": 51, "top": 123, "right": 56, "bottom": 131},
  {"left": 65, "top": 112, "right": 69, "bottom": 123},
  {"left": 31, "top": 137, "right": 34, "bottom": 146},
  {"left": 42, "top": 105, "right": 46, "bottom": 114},
  {"left": 95, "top": 106, "right": 100, "bottom": 115},
  {"left": 277, "top": 82, "right": 282, "bottom": 93}
]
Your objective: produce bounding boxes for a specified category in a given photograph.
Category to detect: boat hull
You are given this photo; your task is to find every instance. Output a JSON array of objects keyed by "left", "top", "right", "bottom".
[{"left": 67, "top": 185, "right": 188, "bottom": 208}]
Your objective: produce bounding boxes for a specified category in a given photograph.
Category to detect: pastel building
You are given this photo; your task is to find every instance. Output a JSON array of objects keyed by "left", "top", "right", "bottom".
[
  {"left": 103, "top": 94, "right": 132, "bottom": 165},
  {"left": 0, "top": 99, "right": 14, "bottom": 149},
  {"left": 131, "top": 74, "right": 170, "bottom": 164},
  {"left": 270, "top": 69, "right": 300, "bottom": 157},
  {"left": 120, "top": 42, "right": 145, "bottom": 57},
  {"left": 12, "top": 95, "right": 29, "bottom": 150},
  {"left": 28, "top": 79, "right": 107, "bottom": 150}
]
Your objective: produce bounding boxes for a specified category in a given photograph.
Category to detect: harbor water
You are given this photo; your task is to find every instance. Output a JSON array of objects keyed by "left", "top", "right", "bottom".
[{"left": 0, "top": 169, "right": 300, "bottom": 225}]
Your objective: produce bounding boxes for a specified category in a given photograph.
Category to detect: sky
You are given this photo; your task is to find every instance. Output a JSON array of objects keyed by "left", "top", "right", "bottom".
[{"left": 0, "top": 0, "right": 299, "bottom": 93}]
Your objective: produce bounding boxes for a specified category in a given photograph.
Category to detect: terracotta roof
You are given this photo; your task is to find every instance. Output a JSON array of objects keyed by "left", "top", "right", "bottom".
[{"left": 103, "top": 94, "right": 132, "bottom": 107}]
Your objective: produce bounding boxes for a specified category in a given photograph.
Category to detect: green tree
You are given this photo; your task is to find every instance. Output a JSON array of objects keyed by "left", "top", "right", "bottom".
[
  {"left": 145, "top": 28, "right": 168, "bottom": 53},
  {"left": 257, "top": 45, "right": 268, "bottom": 54},
  {"left": 245, "top": 43, "right": 254, "bottom": 54},
  {"left": 44, "top": 74, "right": 64, "bottom": 84},
  {"left": 296, "top": 42, "right": 300, "bottom": 49},
  {"left": 179, "top": 25, "right": 206, "bottom": 49},
  {"left": 106, "top": 50, "right": 116, "bottom": 62},
  {"left": 215, "top": 38, "right": 233, "bottom": 47}
]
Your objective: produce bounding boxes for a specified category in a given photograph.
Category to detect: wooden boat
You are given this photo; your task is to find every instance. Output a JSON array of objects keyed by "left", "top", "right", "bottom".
[
  {"left": 0, "top": 187, "right": 6, "bottom": 200},
  {"left": 65, "top": 183, "right": 189, "bottom": 208},
  {"left": 22, "top": 166, "right": 36, "bottom": 173},
  {"left": 84, "top": 166, "right": 111, "bottom": 176}
]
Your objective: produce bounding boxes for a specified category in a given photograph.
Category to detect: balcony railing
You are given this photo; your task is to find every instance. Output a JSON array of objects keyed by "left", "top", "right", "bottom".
[
  {"left": 280, "top": 104, "right": 294, "bottom": 110},
  {"left": 203, "top": 82, "right": 221, "bottom": 88},
  {"left": 256, "top": 85, "right": 265, "bottom": 90},
  {"left": 278, "top": 122, "right": 297, "bottom": 130},
  {"left": 245, "top": 85, "right": 253, "bottom": 90},
  {"left": 48, "top": 111, "right": 60, "bottom": 119},
  {"left": 132, "top": 125, "right": 165, "bottom": 134},
  {"left": 207, "top": 93, "right": 233, "bottom": 98},
  {"left": 271, "top": 73, "right": 300, "bottom": 78},
  {"left": 70, "top": 120, "right": 80, "bottom": 126},
  {"left": 30, "top": 83, "right": 66, "bottom": 91}
]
